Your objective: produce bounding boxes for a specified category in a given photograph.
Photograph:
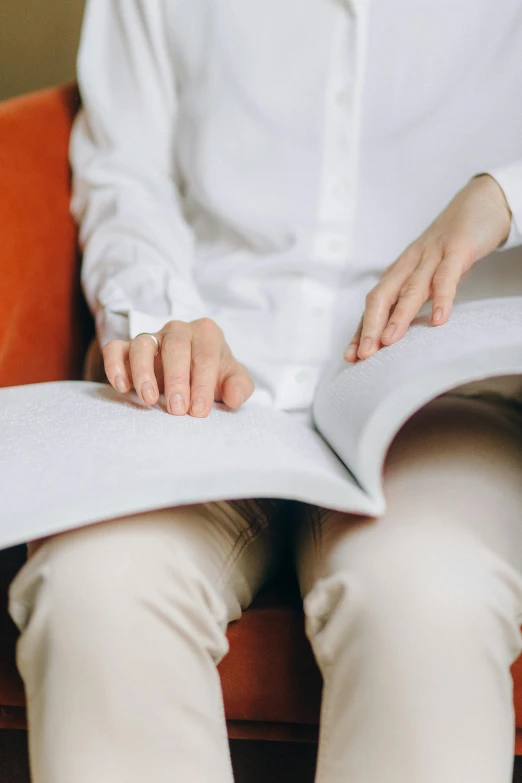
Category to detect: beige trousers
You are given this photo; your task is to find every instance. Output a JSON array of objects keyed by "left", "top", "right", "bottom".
[{"left": 8, "top": 396, "right": 522, "bottom": 783}]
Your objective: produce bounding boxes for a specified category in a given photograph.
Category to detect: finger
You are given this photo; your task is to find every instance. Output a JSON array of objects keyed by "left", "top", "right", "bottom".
[
  {"left": 128, "top": 333, "right": 161, "bottom": 405},
  {"left": 431, "top": 252, "right": 462, "bottom": 326},
  {"left": 380, "top": 253, "right": 439, "bottom": 344},
  {"left": 357, "top": 277, "right": 403, "bottom": 359},
  {"left": 161, "top": 321, "right": 192, "bottom": 416},
  {"left": 357, "top": 251, "right": 420, "bottom": 359},
  {"left": 344, "top": 319, "right": 362, "bottom": 362},
  {"left": 219, "top": 360, "right": 255, "bottom": 408},
  {"left": 189, "top": 319, "right": 222, "bottom": 417},
  {"left": 102, "top": 340, "right": 131, "bottom": 393}
]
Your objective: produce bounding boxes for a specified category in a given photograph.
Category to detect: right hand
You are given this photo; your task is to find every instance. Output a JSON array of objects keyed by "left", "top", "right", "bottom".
[{"left": 102, "top": 318, "right": 254, "bottom": 417}]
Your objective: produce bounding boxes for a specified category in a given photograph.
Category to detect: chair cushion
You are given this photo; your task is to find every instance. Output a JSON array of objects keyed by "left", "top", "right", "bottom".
[
  {"left": 221, "top": 585, "right": 322, "bottom": 725},
  {"left": 0, "top": 85, "right": 93, "bottom": 387}
]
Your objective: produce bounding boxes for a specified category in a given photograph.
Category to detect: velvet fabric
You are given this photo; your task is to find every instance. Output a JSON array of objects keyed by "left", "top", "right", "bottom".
[
  {"left": 0, "top": 85, "right": 90, "bottom": 388},
  {"left": 0, "top": 86, "right": 522, "bottom": 749}
]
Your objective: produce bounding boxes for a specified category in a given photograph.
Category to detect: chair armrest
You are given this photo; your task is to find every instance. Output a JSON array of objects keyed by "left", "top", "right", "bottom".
[{"left": 0, "top": 85, "right": 91, "bottom": 387}]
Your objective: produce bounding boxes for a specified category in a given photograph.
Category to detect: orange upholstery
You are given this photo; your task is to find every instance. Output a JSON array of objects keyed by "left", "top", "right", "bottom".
[
  {"left": 0, "top": 85, "right": 90, "bottom": 388},
  {"left": 0, "top": 85, "right": 522, "bottom": 751}
]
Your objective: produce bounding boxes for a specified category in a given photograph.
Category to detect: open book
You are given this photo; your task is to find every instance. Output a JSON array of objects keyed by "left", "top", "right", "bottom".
[{"left": 1, "top": 296, "right": 521, "bottom": 550}]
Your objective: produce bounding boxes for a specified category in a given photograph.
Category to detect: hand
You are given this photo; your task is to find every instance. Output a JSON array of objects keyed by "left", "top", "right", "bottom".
[
  {"left": 102, "top": 318, "right": 254, "bottom": 417},
  {"left": 344, "top": 174, "right": 512, "bottom": 362}
]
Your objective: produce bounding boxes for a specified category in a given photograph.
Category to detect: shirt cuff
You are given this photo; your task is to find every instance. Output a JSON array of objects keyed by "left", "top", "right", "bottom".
[
  {"left": 483, "top": 163, "right": 522, "bottom": 250},
  {"left": 95, "top": 305, "right": 210, "bottom": 348},
  {"left": 95, "top": 309, "right": 131, "bottom": 348}
]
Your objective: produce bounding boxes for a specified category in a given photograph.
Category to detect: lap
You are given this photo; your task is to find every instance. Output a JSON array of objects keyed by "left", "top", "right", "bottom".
[
  {"left": 297, "top": 394, "right": 522, "bottom": 598},
  {"left": 19, "top": 394, "right": 522, "bottom": 622},
  {"left": 17, "top": 498, "right": 284, "bottom": 626}
]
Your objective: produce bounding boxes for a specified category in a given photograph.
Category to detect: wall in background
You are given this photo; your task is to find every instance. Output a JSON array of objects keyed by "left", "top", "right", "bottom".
[{"left": 0, "top": 0, "right": 85, "bottom": 100}]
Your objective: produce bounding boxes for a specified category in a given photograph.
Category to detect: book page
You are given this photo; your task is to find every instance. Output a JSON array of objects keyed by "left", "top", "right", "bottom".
[
  {"left": 0, "top": 381, "right": 377, "bottom": 549},
  {"left": 313, "top": 297, "right": 522, "bottom": 504}
]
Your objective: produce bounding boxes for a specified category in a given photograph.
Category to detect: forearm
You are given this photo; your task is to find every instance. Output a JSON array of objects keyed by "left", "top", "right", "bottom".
[{"left": 71, "top": 0, "right": 208, "bottom": 348}]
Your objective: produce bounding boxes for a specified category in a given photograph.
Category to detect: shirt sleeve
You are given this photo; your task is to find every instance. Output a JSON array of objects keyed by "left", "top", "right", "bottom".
[
  {"left": 70, "top": 0, "right": 208, "bottom": 348},
  {"left": 484, "top": 161, "right": 522, "bottom": 251}
]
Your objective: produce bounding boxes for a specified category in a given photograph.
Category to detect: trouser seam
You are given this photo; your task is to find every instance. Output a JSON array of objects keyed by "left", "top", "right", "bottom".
[
  {"left": 216, "top": 504, "right": 271, "bottom": 589},
  {"left": 307, "top": 504, "right": 325, "bottom": 583}
]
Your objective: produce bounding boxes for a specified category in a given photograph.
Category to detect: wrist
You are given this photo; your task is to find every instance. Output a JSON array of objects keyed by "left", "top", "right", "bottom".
[{"left": 472, "top": 173, "right": 512, "bottom": 246}]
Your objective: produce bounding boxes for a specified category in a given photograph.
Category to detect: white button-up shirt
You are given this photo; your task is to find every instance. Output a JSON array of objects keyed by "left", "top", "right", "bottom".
[{"left": 71, "top": 0, "right": 522, "bottom": 410}]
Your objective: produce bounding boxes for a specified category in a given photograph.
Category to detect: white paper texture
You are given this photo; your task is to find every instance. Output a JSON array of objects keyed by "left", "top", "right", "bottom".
[
  {"left": 0, "top": 382, "right": 374, "bottom": 549},
  {"left": 314, "top": 297, "right": 522, "bottom": 500}
]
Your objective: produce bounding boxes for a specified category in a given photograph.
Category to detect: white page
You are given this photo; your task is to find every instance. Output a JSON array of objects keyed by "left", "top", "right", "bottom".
[
  {"left": 313, "top": 297, "right": 522, "bottom": 503},
  {"left": 0, "top": 381, "right": 378, "bottom": 549}
]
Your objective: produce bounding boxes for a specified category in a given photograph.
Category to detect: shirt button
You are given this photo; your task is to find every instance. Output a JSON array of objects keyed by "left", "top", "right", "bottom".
[
  {"left": 295, "top": 369, "right": 311, "bottom": 384},
  {"left": 342, "top": 0, "right": 359, "bottom": 15},
  {"left": 335, "top": 89, "right": 350, "bottom": 106},
  {"left": 314, "top": 232, "right": 349, "bottom": 264},
  {"left": 328, "top": 237, "right": 344, "bottom": 252},
  {"left": 331, "top": 182, "right": 347, "bottom": 201}
]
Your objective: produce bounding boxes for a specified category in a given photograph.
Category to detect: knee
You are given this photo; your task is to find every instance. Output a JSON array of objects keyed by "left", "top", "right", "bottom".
[
  {"left": 304, "top": 524, "right": 522, "bottom": 662},
  {"left": 9, "top": 517, "right": 229, "bottom": 659}
]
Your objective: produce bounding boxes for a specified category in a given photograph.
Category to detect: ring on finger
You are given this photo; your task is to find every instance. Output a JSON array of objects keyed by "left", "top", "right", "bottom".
[{"left": 134, "top": 332, "right": 160, "bottom": 356}]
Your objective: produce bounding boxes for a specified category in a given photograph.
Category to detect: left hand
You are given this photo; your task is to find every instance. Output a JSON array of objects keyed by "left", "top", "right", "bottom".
[{"left": 344, "top": 174, "right": 512, "bottom": 362}]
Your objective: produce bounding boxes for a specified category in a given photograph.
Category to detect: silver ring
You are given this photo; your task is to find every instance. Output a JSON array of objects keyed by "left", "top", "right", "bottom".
[{"left": 134, "top": 332, "right": 160, "bottom": 356}]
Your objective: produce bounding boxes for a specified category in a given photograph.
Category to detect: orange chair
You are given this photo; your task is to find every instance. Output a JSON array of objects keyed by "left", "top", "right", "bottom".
[{"left": 1, "top": 84, "right": 522, "bottom": 753}]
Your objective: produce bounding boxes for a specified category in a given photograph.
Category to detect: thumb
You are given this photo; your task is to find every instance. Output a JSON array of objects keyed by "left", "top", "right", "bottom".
[{"left": 219, "top": 361, "right": 255, "bottom": 409}]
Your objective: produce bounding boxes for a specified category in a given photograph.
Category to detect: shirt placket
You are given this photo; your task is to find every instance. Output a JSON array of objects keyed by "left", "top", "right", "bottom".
[
  {"left": 313, "top": 2, "right": 358, "bottom": 268},
  {"left": 277, "top": 0, "right": 370, "bottom": 410}
]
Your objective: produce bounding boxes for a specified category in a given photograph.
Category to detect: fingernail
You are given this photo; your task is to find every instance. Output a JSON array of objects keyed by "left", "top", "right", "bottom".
[
  {"left": 433, "top": 308, "right": 443, "bottom": 323},
  {"left": 344, "top": 345, "right": 357, "bottom": 362},
  {"left": 191, "top": 397, "right": 205, "bottom": 415},
  {"left": 382, "top": 323, "right": 396, "bottom": 341},
  {"left": 169, "top": 393, "right": 185, "bottom": 414},
  {"left": 141, "top": 382, "right": 155, "bottom": 404},
  {"left": 361, "top": 337, "right": 372, "bottom": 354},
  {"left": 115, "top": 375, "right": 128, "bottom": 393},
  {"left": 234, "top": 386, "right": 245, "bottom": 404}
]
